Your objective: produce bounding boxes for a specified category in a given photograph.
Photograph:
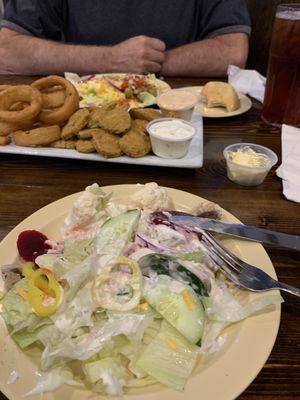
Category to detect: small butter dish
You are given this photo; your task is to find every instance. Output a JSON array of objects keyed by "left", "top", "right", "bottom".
[
  {"left": 223, "top": 143, "right": 278, "bottom": 186},
  {"left": 147, "top": 118, "right": 196, "bottom": 159}
]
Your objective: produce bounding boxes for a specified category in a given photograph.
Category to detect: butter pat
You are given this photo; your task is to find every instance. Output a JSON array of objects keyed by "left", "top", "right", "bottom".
[
  {"left": 228, "top": 146, "right": 271, "bottom": 168},
  {"left": 223, "top": 143, "right": 278, "bottom": 186}
]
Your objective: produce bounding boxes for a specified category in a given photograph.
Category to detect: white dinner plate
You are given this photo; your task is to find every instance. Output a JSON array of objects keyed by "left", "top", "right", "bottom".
[
  {"left": 0, "top": 184, "right": 281, "bottom": 400},
  {"left": 0, "top": 114, "right": 203, "bottom": 169}
]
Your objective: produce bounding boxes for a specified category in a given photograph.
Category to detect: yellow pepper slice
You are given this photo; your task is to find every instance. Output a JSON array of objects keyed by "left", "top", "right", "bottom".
[
  {"left": 22, "top": 262, "right": 38, "bottom": 278},
  {"left": 27, "top": 268, "right": 63, "bottom": 317},
  {"left": 92, "top": 256, "right": 142, "bottom": 312},
  {"left": 22, "top": 262, "right": 55, "bottom": 295}
]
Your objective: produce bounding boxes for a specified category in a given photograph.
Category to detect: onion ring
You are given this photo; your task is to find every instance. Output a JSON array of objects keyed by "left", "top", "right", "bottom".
[
  {"left": 42, "top": 87, "right": 66, "bottom": 109},
  {"left": 9, "top": 102, "right": 29, "bottom": 111},
  {"left": 0, "top": 119, "right": 35, "bottom": 137},
  {"left": 13, "top": 125, "right": 61, "bottom": 147},
  {"left": 32, "top": 76, "right": 79, "bottom": 124},
  {"left": 0, "top": 85, "right": 42, "bottom": 123},
  {"left": 0, "top": 85, "right": 12, "bottom": 92},
  {"left": 0, "top": 136, "right": 11, "bottom": 145}
]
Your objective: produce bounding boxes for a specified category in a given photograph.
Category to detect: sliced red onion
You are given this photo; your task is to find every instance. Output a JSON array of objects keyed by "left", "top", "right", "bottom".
[
  {"left": 79, "top": 75, "right": 95, "bottom": 83},
  {"left": 103, "top": 76, "right": 123, "bottom": 92},
  {"left": 135, "top": 233, "right": 177, "bottom": 254}
]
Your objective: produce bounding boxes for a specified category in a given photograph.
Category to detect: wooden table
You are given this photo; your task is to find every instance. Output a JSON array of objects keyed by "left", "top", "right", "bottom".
[{"left": 0, "top": 76, "right": 299, "bottom": 400}]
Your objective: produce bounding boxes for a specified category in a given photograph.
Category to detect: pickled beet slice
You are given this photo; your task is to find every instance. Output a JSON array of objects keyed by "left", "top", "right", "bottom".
[{"left": 17, "top": 230, "right": 50, "bottom": 261}]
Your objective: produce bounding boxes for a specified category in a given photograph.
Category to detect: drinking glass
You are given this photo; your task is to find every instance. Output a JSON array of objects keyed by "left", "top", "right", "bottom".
[{"left": 262, "top": 4, "right": 300, "bottom": 127}]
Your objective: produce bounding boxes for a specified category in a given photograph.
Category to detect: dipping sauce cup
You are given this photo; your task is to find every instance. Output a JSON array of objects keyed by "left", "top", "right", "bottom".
[
  {"left": 157, "top": 89, "right": 198, "bottom": 121},
  {"left": 147, "top": 118, "right": 196, "bottom": 159},
  {"left": 223, "top": 143, "right": 278, "bottom": 186}
]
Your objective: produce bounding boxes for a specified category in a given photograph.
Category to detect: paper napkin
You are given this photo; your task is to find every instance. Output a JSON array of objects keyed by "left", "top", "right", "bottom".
[
  {"left": 227, "top": 65, "right": 266, "bottom": 103},
  {"left": 276, "top": 124, "right": 300, "bottom": 203}
]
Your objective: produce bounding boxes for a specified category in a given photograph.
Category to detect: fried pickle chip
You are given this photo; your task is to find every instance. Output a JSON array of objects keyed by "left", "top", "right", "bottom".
[
  {"left": 77, "top": 128, "right": 102, "bottom": 139},
  {"left": 92, "top": 129, "right": 123, "bottom": 158},
  {"left": 130, "top": 108, "right": 164, "bottom": 121},
  {"left": 87, "top": 108, "right": 107, "bottom": 129},
  {"left": 76, "top": 139, "right": 96, "bottom": 153},
  {"left": 119, "top": 126, "right": 151, "bottom": 158},
  {"left": 131, "top": 119, "right": 148, "bottom": 134},
  {"left": 50, "top": 139, "right": 76, "bottom": 149},
  {"left": 62, "top": 108, "right": 90, "bottom": 139},
  {"left": 88, "top": 106, "right": 131, "bottom": 134}
]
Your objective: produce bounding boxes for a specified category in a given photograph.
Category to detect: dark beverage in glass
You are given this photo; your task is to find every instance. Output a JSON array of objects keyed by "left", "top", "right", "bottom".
[{"left": 262, "top": 4, "right": 300, "bottom": 127}]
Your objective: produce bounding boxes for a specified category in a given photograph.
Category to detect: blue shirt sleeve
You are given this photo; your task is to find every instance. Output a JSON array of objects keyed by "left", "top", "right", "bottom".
[
  {"left": 1, "top": 0, "right": 63, "bottom": 40},
  {"left": 198, "top": 0, "right": 251, "bottom": 39}
]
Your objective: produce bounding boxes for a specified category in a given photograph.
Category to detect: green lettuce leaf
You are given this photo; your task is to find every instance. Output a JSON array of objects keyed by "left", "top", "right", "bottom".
[{"left": 136, "top": 320, "right": 199, "bottom": 391}]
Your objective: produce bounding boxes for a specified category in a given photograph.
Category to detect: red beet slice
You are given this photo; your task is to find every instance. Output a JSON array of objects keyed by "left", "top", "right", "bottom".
[{"left": 17, "top": 230, "right": 50, "bottom": 261}]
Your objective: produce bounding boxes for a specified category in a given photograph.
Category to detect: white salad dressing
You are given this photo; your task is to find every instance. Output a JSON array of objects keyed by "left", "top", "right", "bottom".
[
  {"left": 149, "top": 120, "right": 195, "bottom": 140},
  {"left": 148, "top": 119, "right": 196, "bottom": 159}
]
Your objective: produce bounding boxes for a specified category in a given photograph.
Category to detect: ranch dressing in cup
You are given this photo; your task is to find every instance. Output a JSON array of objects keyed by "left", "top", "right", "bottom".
[{"left": 147, "top": 118, "right": 196, "bottom": 159}]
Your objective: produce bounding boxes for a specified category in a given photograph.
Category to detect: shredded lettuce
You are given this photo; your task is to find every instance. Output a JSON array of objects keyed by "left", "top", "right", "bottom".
[
  {"left": 1, "top": 279, "right": 51, "bottom": 337},
  {"left": 41, "top": 313, "right": 149, "bottom": 370},
  {"left": 51, "top": 281, "right": 95, "bottom": 334},
  {"left": 204, "top": 279, "right": 284, "bottom": 323},
  {"left": 136, "top": 320, "right": 199, "bottom": 391},
  {"left": 83, "top": 357, "right": 126, "bottom": 396}
]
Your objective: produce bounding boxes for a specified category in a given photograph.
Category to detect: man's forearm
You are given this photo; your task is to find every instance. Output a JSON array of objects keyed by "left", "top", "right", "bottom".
[
  {"left": 0, "top": 28, "right": 113, "bottom": 75},
  {"left": 161, "top": 33, "right": 249, "bottom": 77}
]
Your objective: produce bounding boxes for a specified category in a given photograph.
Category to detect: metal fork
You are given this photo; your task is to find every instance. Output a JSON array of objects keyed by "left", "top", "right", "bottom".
[{"left": 200, "top": 230, "right": 300, "bottom": 298}]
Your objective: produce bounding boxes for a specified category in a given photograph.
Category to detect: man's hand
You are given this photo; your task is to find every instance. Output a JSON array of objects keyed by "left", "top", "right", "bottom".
[
  {"left": 110, "top": 35, "right": 166, "bottom": 74},
  {"left": 0, "top": 29, "right": 166, "bottom": 75}
]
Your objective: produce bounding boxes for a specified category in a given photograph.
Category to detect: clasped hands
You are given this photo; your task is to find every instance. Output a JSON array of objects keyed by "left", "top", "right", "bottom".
[{"left": 110, "top": 35, "right": 166, "bottom": 74}]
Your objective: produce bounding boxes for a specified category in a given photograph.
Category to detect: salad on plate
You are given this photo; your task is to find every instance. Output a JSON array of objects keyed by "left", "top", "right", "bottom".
[
  {"left": 65, "top": 73, "right": 169, "bottom": 109},
  {"left": 0, "top": 182, "right": 283, "bottom": 397}
]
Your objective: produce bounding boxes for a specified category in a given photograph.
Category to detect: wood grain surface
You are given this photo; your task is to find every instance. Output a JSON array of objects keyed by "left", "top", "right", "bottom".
[{"left": 0, "top": 76, "right": 299, "bottom": 400}]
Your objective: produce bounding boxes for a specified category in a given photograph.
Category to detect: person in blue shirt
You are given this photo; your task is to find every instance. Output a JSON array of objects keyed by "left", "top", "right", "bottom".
[{"left": 0, "top": 0, "right": 251, "bottom": 76}]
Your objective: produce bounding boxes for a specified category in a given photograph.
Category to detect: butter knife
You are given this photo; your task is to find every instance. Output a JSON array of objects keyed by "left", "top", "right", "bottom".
[{"left": 151, "top": 212, "right": 300, "bottom": 251}]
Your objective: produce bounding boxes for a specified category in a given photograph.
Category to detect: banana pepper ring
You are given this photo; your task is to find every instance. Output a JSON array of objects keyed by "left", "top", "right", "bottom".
[
  {"left": 92, "top": 256, "right": 142, "bottom": 312},
  {"left": 27, "top": 268, "right": 63, "bottom": 317},
  {"left": 22, "top": 261, "right": 38, "bottom": 278}
]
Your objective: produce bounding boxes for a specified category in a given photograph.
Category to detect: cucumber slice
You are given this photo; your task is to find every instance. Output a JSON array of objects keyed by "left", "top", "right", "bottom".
[
  {"left": 94, "top": 209, "right": 141, "bottom": 256},
  {"left": 143, "top": 275, "right": 205, "bottom": 344}
]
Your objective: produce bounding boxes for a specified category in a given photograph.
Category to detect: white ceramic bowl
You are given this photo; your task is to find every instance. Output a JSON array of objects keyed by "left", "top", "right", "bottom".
[
  {"left": 223, "top": 143, "right": 278, "bottom": 186},
  {"left": 147, "top": 118, "right": 196, "bottom": 159}
]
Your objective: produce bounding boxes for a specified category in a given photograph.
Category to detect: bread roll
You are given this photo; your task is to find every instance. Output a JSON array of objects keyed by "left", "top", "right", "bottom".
[{"left": 201, "top": 82, "right": 240, "bottom": 112}]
